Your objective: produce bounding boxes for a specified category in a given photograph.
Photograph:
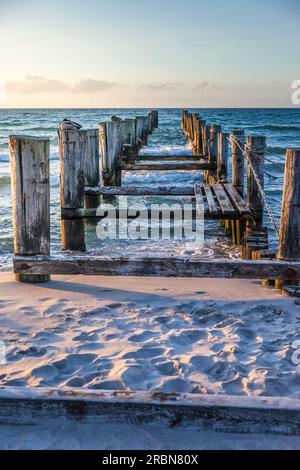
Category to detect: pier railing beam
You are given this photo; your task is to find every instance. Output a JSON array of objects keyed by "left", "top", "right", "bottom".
[
  {"left": 277, "top": 148, "right": 300, "bottom": 288},
  {"left": 59, "top": 129, "right": 86, "bottom": 251},
  {"left": 9, "top": 135, "right": 50, "bottom": 283}
]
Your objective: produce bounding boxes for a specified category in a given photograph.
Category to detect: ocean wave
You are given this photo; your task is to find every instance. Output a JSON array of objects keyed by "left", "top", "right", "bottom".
[
  {"left": 0, "top": 175, "right": 11, "bottom": 185},
  {"left": 267, "top": 146, "right": 286, "bottom": 155},
  {"left": 252, "top": 124, "right": 300, "bottom": 132},
  {"left": 140, "top": 144, "right": 192, "bottom": 156}
]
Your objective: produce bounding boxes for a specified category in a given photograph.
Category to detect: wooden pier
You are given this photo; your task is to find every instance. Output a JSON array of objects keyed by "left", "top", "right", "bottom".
[{"left": 8, "top": 110, "right": 300, "bottom": 288}]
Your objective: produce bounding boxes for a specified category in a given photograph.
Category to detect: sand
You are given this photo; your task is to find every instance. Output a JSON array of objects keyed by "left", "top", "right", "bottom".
[{"left": 0, "top": 273, "right": 300, "bottom": 398}]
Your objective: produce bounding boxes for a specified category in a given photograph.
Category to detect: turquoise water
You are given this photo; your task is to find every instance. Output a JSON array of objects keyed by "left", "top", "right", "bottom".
[{"left": 1, "top": 108, "right": 300, "bottom": 271}]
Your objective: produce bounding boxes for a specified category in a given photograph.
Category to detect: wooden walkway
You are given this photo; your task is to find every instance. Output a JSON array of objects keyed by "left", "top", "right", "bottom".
[
  {"left": 8, "top": 110, "right": 300, "bottom": 284},
  {"left": 84, "top": 183, "right": 250, "bottom": 220}
]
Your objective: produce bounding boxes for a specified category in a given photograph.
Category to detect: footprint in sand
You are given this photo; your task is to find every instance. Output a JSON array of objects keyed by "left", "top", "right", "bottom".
[
  {"left": 19, "top": 306, "right": 38, "bottom": 316},
  {"left": 17, "top": 345, "right": 47, "bottom": 358},
  {"left": 157, "top": 377, "right": 190, "bottom": 393},
  {"left": 122, "top": 347, "right": 166, "bottom": 360},
  {"left": 106, "top": 302, "right": 124, "bottom": 309},
  {"left": 64, "top": 376, "right": 86, "bottom": 387},
  {"left": 153, "top": 359, "right": 179, "bottom": 376},
  {"left": 73, "top": 331, "right": 99, "bottom": 342},
  {"left": 89, "top": 379, "right": 125, "bottom": 390},
  {"left": 32, "top": 331, "right": 63, "bottom": 343},
  {"left": 53, "top": 353, "right": 98, "bottom": 374},
  {"left": 128, "top": 331, "right": 156, "bottom": 343},
  {"left": 4, "top": 378, "right": 27, "bottom": 387},
  {"left": 31, "top": 364, "right": 57, "bottom": 381},
  {"left": 168, "top": 329, "right": 206, "bottom": 346}
]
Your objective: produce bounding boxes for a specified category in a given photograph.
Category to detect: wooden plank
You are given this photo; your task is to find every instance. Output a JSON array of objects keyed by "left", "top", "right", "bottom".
[
  {"left": 121, "top": 161, "right": 215, "bottom": 171},
  {"left": 85, "top": 185, "right": 195, "bottom": 197},
  {"left": 13, "top": 256, "right": 300, "bottom": 280},
  {"left": 213, "top": 184, "right": 236, "bottom": 216},
  {"left": 203, "top": 185, "right": 219, "bottom": 215},
  {"left": 1, "top": 387, "right": 300, "bottom": 436},
  {"left": 124, "top": 155, "right": 197, "bottom": 161},
  {"left": 62, "top": 208, "right": 200, "bottom": 221},
  {"left": 62, "top": 207, "right": 243, "bottom": 221},
  {"left": 194, "top": 184, "right": 205, "bottom": 214},
  {"left": 224, "top": 184, "right": 251, "bottom": 216}
]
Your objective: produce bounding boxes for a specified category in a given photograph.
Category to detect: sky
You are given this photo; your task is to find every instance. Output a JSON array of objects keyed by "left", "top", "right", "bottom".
[{"left": 0, "top": 0, "right": 299, "bottom": 108}]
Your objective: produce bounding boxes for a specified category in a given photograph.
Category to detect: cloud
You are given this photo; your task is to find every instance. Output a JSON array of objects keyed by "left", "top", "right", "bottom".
[
  {"left": 7, "top": 76, "right": 71, "bottom": 94},
  {"left": 195, "top": 81, "right": 226, "bottom": 91},
  {"left": 6, "top": 76, "right": 121, "bottom": 94},
  {"left": 72, "top": 79, "right": 119, "bottom": 93},
  {"left": 138, "top": 81, "right": 183, "bottom": 92}
]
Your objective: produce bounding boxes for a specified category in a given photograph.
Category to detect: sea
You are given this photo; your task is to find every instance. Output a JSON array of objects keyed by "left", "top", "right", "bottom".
[{"left": 1, "top": 108, "right": 300, "bottom": 272}]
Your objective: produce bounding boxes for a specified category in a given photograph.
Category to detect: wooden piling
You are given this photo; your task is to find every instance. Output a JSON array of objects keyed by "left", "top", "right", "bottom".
[
  {"left": 206, "top": 124, "right": 221, "bottom": 183},
  {"left": 59, "top": 129, "right": 86, "bottom": 251},
  {"left": 100, "top": 121, "right": 124, "bottom": 187},
  {"left": 217, "top": 132, "right": 229, "bottom": 182},
  {"left": 9, "top": 135, "right": 50, "bottom": 282},
  {"left": 230, "top": 130, "right": 245, "bottom": 245},
  {"left": 200, "top": 121, "right": 207, "bottom": 157},
  {"left": 83, "top": 129, "right": 100, "bottom": 209},
  {"left": 135, "top": 117, "right": 145, "bottom": 151},
  {"left": 277, "top": 148, "right": 300, "bottom": 288},
  {"left": 246, "top": 136, "right": 266, "bottom": 227}
]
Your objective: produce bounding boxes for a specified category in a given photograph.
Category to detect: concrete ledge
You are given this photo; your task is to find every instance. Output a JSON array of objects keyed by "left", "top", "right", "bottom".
[{"left": 0, "top": 387, "right": 300, "bottom": 436}]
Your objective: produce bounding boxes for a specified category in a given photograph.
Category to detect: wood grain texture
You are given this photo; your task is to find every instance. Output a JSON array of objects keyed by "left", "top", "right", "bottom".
[
  {"left": 1, "top": 387, "right": 300, "bottom": 435},
  {"left": 9, "top": 135, "right": 50, "bottom": 256},
  {"left": 9, "top": 135, "right": 50, "bottom": 283},
  {"left": 13, "top": 255, "right": 300, "bottom": 280},
  {"left": 83, "top": 129, "right": 100, "bottom": 187},
  {"left": 246, "top": 136, "right": 266, "bottom": 226},
  {"left": 231, "top": 129, "right": 245, "bottom": 197},
  {"left": 279, "top": 148, "right": 300, "bottom": 261}
]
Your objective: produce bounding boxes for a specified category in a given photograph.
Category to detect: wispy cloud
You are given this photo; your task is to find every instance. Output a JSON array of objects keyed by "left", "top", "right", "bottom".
[
  {"left": 72, "top": 79, "right": 119, "bottom": 93},
  {"left": 195, "top": 81, "right": 226, "bottom": 91},
  {"left": 6, "top": 76, "right": 121, "bottom": 94},
  {"left": 138, "top": 81, "right": 183, "bottom": 92},
  {"left": 6, "top": 76, "right": 71, "bottom": 94}
]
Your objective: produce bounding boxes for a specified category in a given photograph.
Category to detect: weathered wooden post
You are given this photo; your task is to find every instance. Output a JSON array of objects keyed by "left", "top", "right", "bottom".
[
  {"left": 231, "top": 129, "right": 245, "bottom": 197},
  {"left": 10, "top": 135, "right": 50, "bottom": 283},
  {"left": 277, "top": 148, "right": 300, "bottom": 289},
  {"left": 200, "top": 121, "right": 207, "bottom": 157},
  {"left": 100, "top": 120, "right": 124, "bottom": 187},
  {"left": 217, "top": 132, "right": 229, "bottom": 182},
  {"left": 152, "top": 110, "right": 159, "bottom": 128},
  {"left": 246, "top": 136, "right": 266, "bottom": 227},
  {"left": 230, "top": 130, "right": 245, "bottom": 245},
  {"left": 242, "top": 135, "right": 269, "bottom": 258},
  {"left": 135, "top": 117, "right": 144, "bottom": 151},
  {"left": 83, "top": 129, "right": 100, "bottom": 209},
  {"left": 59, "top": 128, "right": 86, "bottom": 251},
  {"left": 206, "top": 124, "right": 222, "bottom": 183},
  {"left": 123, "top": 119, "right": 136, "bottom": 157}
]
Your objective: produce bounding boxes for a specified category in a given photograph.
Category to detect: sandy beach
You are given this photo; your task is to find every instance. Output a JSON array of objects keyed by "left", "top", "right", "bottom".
[{"left": 1, "top": 273, "right": 299, "bottom": 398}]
